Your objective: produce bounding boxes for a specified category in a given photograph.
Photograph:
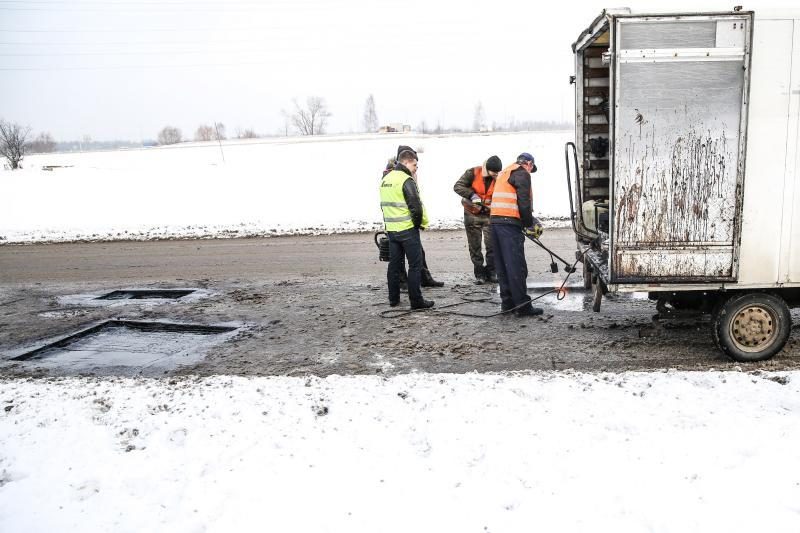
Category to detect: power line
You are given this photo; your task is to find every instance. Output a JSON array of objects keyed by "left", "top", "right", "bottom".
[
  {"left": 0, "top": 51, "right": 256, "bottom": 56},
  {"left": 0, "top": 59, "right": 306, "bottom": 70},
  {"left": 0, "top": 27, "right": 276, "bottom": 33},
  {"left": 0, "top": 0, "right": 316, "bottom": 4},
  {"left": 0, "top": 39, "right": 281, "bottom": 45}
]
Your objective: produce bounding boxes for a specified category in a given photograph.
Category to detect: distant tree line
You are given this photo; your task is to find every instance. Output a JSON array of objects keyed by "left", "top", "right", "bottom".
[{"left": 1, "top": 95, "right": 572, "bottom": 168}]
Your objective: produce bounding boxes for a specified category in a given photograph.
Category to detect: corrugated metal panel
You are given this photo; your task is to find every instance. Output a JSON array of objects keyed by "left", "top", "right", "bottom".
[{"left": 620, "top": 21, "right": 716, "bottom": 49}]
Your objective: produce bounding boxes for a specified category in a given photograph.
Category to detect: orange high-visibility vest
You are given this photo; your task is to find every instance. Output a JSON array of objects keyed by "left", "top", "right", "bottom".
[
  {"left": 471, "top": 166, "right": 495, "bottom": 205},
  {"left": 490, "top": 163, "right": 522, "bottom": 218}
]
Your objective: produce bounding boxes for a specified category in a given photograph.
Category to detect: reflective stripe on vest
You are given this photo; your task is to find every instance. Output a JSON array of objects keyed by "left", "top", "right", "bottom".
[
  {"left": 379, "top": 170, "right": 429, "bottom": 231},
  {"left": 490, "top": 163, "right": 521, "bottom": 218},
  {"left": 471, "top": 166, "right": 495, "bottom": 205}
]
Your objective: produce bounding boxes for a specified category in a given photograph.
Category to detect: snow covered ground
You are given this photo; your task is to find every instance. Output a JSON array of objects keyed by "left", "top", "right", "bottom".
[
  {"left": 0, "top": 131, "right": 572, "bottom": 243},
  {"left": 2, "top": 370, "right": 799, "bottom": 532}
]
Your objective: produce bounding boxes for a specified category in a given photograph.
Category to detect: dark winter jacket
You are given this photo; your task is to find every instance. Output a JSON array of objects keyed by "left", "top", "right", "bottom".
[
  {"left": 490, "top": 166, "right": 534, "bottom": 228},
  {"left": 393, "top": 163, "right": 425, "bottom": 229}
]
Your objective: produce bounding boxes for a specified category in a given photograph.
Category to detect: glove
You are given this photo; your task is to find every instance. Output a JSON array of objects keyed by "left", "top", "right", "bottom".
[
  {"left": 523, "top": 223, "right": 543, "bottom": 239},
  {"left": 470, "top": 193, "right": 482, "bottom": 205}
]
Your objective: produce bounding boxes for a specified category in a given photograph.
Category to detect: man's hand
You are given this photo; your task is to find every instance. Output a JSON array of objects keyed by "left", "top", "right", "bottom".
[
  {"left": 523, "top": 223, "right": 543, "bottom": 239},
  {"left": 470, "top": 193, "right": 482, "bottom": 205}
]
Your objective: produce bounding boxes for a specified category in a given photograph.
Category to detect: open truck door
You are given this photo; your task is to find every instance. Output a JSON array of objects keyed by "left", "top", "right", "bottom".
[{"left": 611, "top": 12, "right": 753, "bottom": 283}]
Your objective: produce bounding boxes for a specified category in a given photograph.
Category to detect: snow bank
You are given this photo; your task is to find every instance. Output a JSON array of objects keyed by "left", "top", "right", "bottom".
[
  {"left": 0, "top": 131, "right": 572, "bottom": 243},
  {"left": 2, "top": 370, "right": 799, "bottom": 532}
]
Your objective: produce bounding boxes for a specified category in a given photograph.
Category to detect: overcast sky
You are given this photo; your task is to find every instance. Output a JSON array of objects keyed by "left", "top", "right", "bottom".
[{"left": 0, "top": 0, "right": 793, "bottom": 141}]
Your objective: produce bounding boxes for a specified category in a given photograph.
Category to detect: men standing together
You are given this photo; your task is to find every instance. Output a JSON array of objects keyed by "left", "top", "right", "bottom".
[
  {"left": 453, "top": 155, "right": 502, "bottom": 284},
  {"left": 379, "top": 145, "right": 542, "bottom": 316}
]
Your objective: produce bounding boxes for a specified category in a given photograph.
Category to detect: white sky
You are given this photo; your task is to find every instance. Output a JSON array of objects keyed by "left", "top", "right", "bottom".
[{"left": 0, "top": 0, "right": 794, "bottom": 141}]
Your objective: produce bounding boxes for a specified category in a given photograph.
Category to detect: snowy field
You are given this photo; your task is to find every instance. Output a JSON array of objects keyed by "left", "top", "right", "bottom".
[
  {"left": 2, "top": 370, "right": 799, "bottom": 532},
  {"left": 0, "top": 131, "right": 572, "bottom": 243}
]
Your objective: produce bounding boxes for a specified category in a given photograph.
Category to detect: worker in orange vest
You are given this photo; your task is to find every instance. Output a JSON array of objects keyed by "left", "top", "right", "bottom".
[
  {"left": 490, "top": 152, "right": 544, "bottom": 316},
  {"left": 453, "top": 155, "right": 502, "bottom": 283}
]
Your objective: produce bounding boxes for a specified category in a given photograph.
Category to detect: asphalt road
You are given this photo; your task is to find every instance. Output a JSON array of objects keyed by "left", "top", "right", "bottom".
[{"left": 2, "top": 229, "right": 799, "bottom": 377}]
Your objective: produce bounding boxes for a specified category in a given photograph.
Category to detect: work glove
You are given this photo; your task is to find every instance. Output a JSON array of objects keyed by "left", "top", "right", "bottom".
[
  {"left": 470, "top": 193, "right": 482, "bottom": 205},
  {"left": 523, "top": 219, "right": 544, "bottom": 239}
]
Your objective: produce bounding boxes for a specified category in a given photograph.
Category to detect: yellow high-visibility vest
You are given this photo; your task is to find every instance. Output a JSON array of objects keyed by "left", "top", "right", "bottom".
[{"left": 380, "top": 170, "right": 429, "bottom": 232}]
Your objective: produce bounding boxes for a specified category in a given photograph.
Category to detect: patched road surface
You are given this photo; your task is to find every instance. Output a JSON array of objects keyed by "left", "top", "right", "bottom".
[{"left": 2, "top": 229, "right": 799, "bottom": 377}]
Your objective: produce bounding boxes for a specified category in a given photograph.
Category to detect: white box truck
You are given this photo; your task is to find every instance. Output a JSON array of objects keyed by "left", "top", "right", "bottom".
[{"left": 568, "top": 8, "right": 800, "bottom": 361}]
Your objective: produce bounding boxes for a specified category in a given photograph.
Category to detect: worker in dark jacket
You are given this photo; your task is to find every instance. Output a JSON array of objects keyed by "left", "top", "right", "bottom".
[
  {"left": 490, "top": 152, "right": 544, "bottom": 316},
  {"left": 380, "top": 146, "right": 435, "bottom": 309},
  {"left": 382, "top": 154, "right": 443, "bottom": 290},
  {"left": 454, "top": 155, "right": 502, "bottom": 283}
]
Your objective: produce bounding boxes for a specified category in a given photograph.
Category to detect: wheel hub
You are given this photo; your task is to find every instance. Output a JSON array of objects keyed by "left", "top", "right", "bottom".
[{"left": 730, "top": 305, "right": 777, "bottom": 352}]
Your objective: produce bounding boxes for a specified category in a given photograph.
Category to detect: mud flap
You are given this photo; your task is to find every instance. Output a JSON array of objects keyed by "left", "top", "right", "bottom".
[{"left": 592, "top": 279, "right": 603, "bottom": 312}]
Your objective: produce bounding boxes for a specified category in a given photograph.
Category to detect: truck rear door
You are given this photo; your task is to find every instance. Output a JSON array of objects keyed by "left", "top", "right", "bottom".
[{"left": 611, "top": 12, "right": 753, "bottom": 283}]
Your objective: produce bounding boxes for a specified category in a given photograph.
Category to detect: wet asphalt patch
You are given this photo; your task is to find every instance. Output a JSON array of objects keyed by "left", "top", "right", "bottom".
[
  {"left": 9, "top": 320, "right": 238, "bottom": 376},
  {"left": 96, "top": 289, "right": 196, "bottom": 300}
]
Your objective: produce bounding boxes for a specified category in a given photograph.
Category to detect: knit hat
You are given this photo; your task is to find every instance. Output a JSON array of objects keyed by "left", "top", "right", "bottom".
[
  {"left": 485, "top": 155, "right": 502, "bottom": 173},
  {"left": 396, "top": 145, "right": 418, "bottom": 161}
]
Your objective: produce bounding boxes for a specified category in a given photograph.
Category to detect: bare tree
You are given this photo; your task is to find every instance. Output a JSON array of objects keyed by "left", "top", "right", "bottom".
[
  {"left": 363, "top": 94, "right": 378, "bottom": 133},
  {"left": 0, "top": 120, "right": 30, "bottom": 169},
  {"left": 473, "top": 101, "right": 486, "bottom": 132},
  {"left": 194, "top": 124, "right": 214, "bottom": 142},
  {"left": 289, "top": 96, "right": 332, "bottom": 136},
  {"left": 28, "top": 131, "right": 57, "bottom": 154},
  {"left": 157, "top": 126, "right": 182, "bottom": 145},
  {"left": 235, "top": 128, "right": 258, "bottom": 139}
]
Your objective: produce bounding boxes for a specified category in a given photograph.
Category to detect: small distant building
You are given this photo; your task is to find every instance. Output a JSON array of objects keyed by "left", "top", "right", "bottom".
[{"left": 378, "top": 123, "right": 411, "bottom": 134}]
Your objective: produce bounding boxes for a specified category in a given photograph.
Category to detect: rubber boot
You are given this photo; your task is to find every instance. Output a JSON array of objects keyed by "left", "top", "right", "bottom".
[{"left": 421, "top": 268, "right": 444, "bottom": 288}]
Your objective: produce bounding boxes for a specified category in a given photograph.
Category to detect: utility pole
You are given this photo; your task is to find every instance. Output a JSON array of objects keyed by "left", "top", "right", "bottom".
[{"left": 214, "top": 122, "right": 225, "bottom": 164}]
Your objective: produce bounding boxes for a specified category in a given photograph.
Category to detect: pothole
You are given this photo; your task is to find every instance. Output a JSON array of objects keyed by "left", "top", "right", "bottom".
[
  {"left": 10, "top": 320, "right": 237, "bottom": 375},
  {"left": 96, "top": 289, "right": 196, "bottom": 300}
]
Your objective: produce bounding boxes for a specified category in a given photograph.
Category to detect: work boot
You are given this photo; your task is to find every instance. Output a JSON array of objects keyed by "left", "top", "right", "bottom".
[
  {"left": 410, "top": 299, "right": 435, "bottom": 310},
  {"left": 484, "top": 269, "right": 498, "bottom": 284},
  {"left": 473, "top": 264, "right": 486, "bottom": 284},
  {"left": 389, "top": 299, "right": 400, "bottom": 307},
  {"left": 421, "top": 268, "right": 444, "bottom": 288},
  {"left": 516, "top": 305, "right": 544, "bottom": 317}
]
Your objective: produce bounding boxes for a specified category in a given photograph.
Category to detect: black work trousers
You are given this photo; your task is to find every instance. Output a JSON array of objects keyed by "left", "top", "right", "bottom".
[
  {"left": 491, "top": 223, "right": 532, "bottom": 312},
  {"left": 387, "top": 227, "right": 424, "bottom": 305}
]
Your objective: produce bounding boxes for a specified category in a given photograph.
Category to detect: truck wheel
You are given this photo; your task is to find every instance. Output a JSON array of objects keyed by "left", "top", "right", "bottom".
[
  {"left": 712, "top": 293, "right": 791, "bottom": 362},
  {"left": 582, "top": 259, "right": 592, "bottom": 290}
]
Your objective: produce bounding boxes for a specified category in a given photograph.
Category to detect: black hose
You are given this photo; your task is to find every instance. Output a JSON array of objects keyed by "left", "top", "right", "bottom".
[{"left": 379, "top": 251, "right": 588, "bottom": 319}]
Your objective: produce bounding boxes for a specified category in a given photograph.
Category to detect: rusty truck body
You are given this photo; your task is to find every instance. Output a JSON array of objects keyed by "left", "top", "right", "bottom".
[{"left": 568, "top": 8, "right": 800, "bottom": 361}]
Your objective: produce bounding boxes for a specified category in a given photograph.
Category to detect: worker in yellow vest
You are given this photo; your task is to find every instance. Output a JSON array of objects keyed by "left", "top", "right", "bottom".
[
  {"left": 490, "top": 152, "right": 544, "bottom": 316},
  {"left": 382, "top": 157, "right": 443, "bottom": 289},
  {"left": 379, "top": 146, "right": 435, "bottom": 309},
  {"left": 453, "top": 155, "right": 502, "bottom": 283}
]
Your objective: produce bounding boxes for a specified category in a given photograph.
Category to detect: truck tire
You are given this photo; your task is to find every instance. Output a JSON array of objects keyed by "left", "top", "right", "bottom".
[{"left": 712, "top": 292, "right": 791, "bottom": 362}]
